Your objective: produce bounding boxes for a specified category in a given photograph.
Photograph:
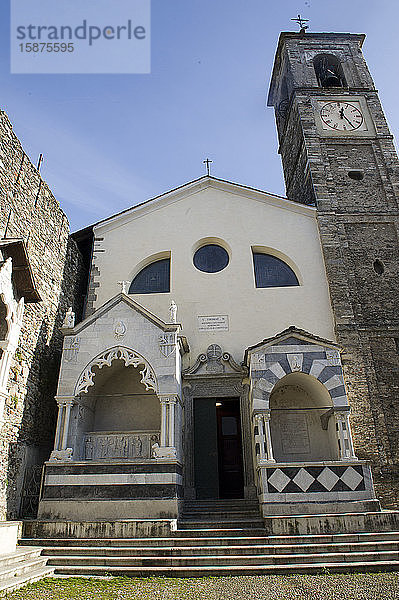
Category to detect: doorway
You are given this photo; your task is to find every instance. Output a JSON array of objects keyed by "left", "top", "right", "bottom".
[{"left": 194, "top": 398, "right": 244, "bottom": 499}]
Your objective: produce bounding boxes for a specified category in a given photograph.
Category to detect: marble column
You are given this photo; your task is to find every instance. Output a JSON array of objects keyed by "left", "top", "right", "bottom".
[
  {"left": 160, "top": 397, "right": 169, "bottom": 447},
  {"left": 335, "top": 410, "right": 357, "bottom": 460},
  {"left": 263, "top": 410, "right": 275, "bottom": 462},
  {"left": 168, "top": 397, "right": 177, "bottom": 447},
  {"left": 53, "top": 402, "right": 64, "bottom": 451},
  {"left": 61, "top": 399, "right": 74, "bottom": 450},
  {"left": 254, "top": 413, "right": 266, "bottom": 460},
  {"left": 50, "top": 396, "right": 75, "bottom": 461},
  {"left": 254, "top": 411, "right": 275, "bottom": 463},
  {"left": 156, "top": 395, "right": 179, "bottom": 459}
]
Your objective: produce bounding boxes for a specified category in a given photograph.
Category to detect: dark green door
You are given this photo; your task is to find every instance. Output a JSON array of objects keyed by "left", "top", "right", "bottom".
[
  {"left": 194, "top": 398, "right": 244, "bottom": 499},
  {"left": 216, "top": 399, "right": 244, "bottom": 499}
]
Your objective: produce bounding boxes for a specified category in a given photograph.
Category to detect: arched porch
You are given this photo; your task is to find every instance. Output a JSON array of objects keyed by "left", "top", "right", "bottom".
[
  {"left": 246, "top": 328, "right": 378, "bottom": 515},
  {"left": 269, "top": 372, "right": 340, "bottom": 463},
  {"left": 50, "top": 346, "right": 180, "bottom": 462},
  {"left": 73, "top": 358, "right": 161, "bottom": 461}
]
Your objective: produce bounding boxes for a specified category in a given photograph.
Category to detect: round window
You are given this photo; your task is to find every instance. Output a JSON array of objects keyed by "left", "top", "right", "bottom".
[{"left": 193, "top": 244, "right": 229, "bottom": 273}]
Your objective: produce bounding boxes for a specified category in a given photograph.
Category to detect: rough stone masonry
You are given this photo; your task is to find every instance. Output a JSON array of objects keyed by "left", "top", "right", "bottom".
[
  {"left": 0, "top": 109, "right": 85, "bottom": 520},
  {"left": 268, "top": 32, "right": 399, "bottom": 507}
]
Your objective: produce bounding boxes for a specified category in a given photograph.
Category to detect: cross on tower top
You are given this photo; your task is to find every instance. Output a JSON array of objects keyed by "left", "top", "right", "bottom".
[
  {"left": 291, "top": 14, "right": 309, "bottom": 33},
  {"left": 203, "top": 158, "right": 213, "bottom": 176}
]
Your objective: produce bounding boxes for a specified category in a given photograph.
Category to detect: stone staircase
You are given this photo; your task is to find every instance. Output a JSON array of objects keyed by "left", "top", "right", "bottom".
[
  {"left": 18, "top": 503, "right": 399, "bottom": 576},
  {"left": 179, "top": 499, "right": 264, "bottom": 530},
  {"left": 0, "top": 546, "right": 54, "bottom": 593}
]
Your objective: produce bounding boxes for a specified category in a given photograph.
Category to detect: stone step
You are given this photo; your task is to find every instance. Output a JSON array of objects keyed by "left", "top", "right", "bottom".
[
  {"left": 45, "top": 550, "right": 399, "bottom": 568},
  {"left": 22, "top": 511, "right": 399, "bottom": 540},
  {"left": 180, "top": 512, "right": 261, "bottom": 520},
  {"left": 175, "top": 528, "right": 273, "bottom": 536},
  {"left": 40, "top": 540, "right": 399, "bottom": 557},
  {"left": 178, "top": 520, "right": 265, "bottom": 530},
  {"left": 0, "top": 547, "right": 42, "bottom": 567},
  {"left": 20, "top": 531, "right": 399, "bottom": 547},
  {"left": 0, "top": 566, "right": 55, "bottom": 594},
  {"left": 48, "top": 559, "right": 399, "bottom": 577},
  {"left": 0, "top": 556, "right": 50, "bottom": 583},
  {"left": 182, "top": 503, "right": 260, "bottom": 511},
  {"left": 183, "top": 499, "right": 259, "bottom": 505}
]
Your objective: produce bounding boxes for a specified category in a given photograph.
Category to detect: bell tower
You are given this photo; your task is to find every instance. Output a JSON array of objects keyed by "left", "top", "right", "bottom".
[{"left": 268, "top": 32, "right": 399, "bottom": 506}]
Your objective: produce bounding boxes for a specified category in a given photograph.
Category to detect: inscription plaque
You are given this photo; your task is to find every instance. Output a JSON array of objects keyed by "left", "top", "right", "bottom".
[
  {"left": 197, "top": 315, "right": 229, "bottom": 332},
  {"left": 280, "top": 413, "right": 310, "bottom": 454}
]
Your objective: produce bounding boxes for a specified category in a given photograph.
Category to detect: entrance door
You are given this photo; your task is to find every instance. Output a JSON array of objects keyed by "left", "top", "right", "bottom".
[
  {"left": 216, "top": 399, "right": 244, "bottom": 498},
  {"left": 193, "top": 398, "right": 244, "bottom": 499}
]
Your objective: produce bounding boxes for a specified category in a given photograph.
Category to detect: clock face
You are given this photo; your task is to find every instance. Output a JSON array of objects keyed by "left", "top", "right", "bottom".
[{"left": 320, "top": 101, "right": 364, "bottom": 131}]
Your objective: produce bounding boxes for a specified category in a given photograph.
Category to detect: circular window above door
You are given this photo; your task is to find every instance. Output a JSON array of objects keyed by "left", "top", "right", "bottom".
[{"left": 193, "top": 244, "right": 229, "bottom": 273}]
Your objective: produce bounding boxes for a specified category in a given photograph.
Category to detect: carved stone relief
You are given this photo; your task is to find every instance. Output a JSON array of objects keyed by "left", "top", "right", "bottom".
[
  {"left": 75, "top": 346, "right": 157, "bottom": 395},
  {"left": 114, "top": 320, "right": 127, "bottom": 340},
  {"left": 63, "top": 337, "right": 80, "bottom": 363},
  {"left": 159, "top": 332, "right": 177, "bottom": 357},
  {"left": 183, "top": 344, "right": 246, "bottom": 376},
  {"left": 84, "top": 431, "right": 160, "bottom": 460}
]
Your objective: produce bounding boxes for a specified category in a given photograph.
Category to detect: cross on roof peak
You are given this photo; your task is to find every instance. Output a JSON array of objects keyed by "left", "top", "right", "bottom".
[
  {"left": 291, "top": 14, "right": 309, "bottom": 32},
  {"left": 203, "top": 158, "right": 213, "bottom": 176}
]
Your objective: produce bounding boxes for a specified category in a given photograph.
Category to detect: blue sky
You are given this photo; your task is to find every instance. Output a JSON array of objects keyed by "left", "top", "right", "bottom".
[{"left": 2, "top": 0, "right": 399, "bottom": 231}]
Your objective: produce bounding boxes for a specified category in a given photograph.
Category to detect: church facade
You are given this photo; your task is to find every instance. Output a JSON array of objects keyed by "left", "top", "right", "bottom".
[
  {"left": 1, "top": 29, "right": 398, "bottom": 524},
  {"left": 37, "top": 30, "right": 399, "bottom": 520}
]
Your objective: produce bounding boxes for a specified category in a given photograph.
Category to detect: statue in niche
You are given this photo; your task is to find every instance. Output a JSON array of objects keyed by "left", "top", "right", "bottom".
[
  {"left": 113, "top": 436, "right": 121, "bottom": 457},
  {"left": 63, "top": 307, "right": 75, "bottom": 329},
  {"left": 150, "top": 434, "right": 160, "bottom": 451},
  {"left": 85, "top": 437, "right": 94, "bottom": 460},
  {"left": 99, "top": 436, "right": 108, "bottom": 458},
  {"left": 135, "top": 436, "right": 143, "bottom": 457},
  {"left": 121, "top": 436, "right": 129, "bottom": 458},
  {"left": 107, "top": 436, "right": 116, "bottom": 456}
]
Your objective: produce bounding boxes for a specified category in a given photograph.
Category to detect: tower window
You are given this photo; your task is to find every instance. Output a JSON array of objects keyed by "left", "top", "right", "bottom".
[
  {"left": 313, "top": 54, "right": 346, "bottom": 88},
  {"left": 373, "top": 260, "right": 385, "bottom": 276},
  {"left": 348, "top": 170, "right": 364, "bottom": 181},
  {"left": 253, "top": 253, "right": 299, "bottom": 288},
  {"left": 129, "top": 258, "right": 170, "bottom": 294}
]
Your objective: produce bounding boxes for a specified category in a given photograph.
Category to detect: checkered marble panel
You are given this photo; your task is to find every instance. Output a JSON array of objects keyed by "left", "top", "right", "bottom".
[{"left": 266, "top": 465, "right": 365, "bottom": 494}]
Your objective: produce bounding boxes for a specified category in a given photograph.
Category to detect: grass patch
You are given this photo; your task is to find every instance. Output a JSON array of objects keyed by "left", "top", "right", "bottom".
[{"left": 1, "top": 573, "right": 399, "bottom": 600}]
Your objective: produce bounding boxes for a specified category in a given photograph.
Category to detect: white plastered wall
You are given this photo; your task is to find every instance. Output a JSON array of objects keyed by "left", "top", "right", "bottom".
[{"left": 92, "top": 182, "right": 335, "bottom": 364}]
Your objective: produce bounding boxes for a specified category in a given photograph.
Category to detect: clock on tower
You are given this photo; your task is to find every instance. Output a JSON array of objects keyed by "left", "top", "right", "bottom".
[{"left": 268, "top": 31, "right": 399, "bottom": 507}]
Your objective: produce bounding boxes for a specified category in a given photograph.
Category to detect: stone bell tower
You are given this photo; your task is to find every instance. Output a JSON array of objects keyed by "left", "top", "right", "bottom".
[{"left": 268, "top": 32, "right": 399, "bottom": 506}]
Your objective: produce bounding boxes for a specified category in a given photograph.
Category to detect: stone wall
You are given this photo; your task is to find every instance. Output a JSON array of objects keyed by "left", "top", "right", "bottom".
[{"left": 0, "top": 109, "right": 86, "bottom": 519}]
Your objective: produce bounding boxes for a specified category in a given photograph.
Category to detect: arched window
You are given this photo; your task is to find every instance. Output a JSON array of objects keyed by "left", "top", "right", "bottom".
[
  {"left": 129, "top": 259, "right": 170, "bottom": 294},
  {"left": 253, "top": 253, "right": 299, "bottom": 288},
  {"left": 313, "top": 54, "right": 346, "bottom": 88}
]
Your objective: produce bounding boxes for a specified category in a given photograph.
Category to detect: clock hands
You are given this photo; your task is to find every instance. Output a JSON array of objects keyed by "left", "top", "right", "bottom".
[
  {"left": 339, "top": 106, "right": 355, "bottom": 129},
  {"left": 320, "top": 101, "right": 363, "bottom": 131}
]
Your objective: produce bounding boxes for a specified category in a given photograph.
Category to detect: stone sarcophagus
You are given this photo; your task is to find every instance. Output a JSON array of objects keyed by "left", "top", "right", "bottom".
[{"left": 84, "top": 431, "right": 160, "bottom": 460}]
